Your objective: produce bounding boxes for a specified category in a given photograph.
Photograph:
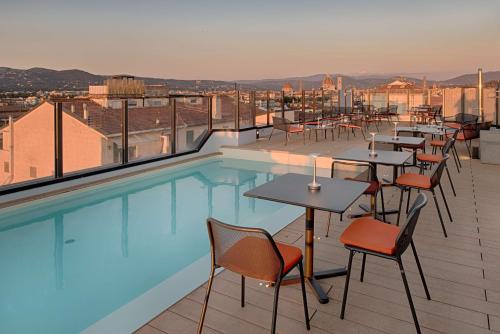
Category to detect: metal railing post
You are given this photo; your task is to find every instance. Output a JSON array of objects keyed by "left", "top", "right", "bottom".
[
  {"left": 171, "top": 99, "right": 177, "bottom": 154},
  {"left": 54, "top": 102, "right": 63, "bottom": 177},
  {"left": 312, "top": 89, "right": 316, "bottom": 113},
  {"left": 321, "top": 88, "right": 324, "bottom": 117},
  {"left": 235, "top": 90, "right": 240, "bottom": 129},
  {"left": 461, "top": 87, "right": 465, "bottom": 116},
  {"left": 386, "top": 89, "right": 390, "bottom": 109},
  {"left": 281, "top": 90, "right": 285, "bottom": 118},
  {"left": 496, "top": 84, "right": 499, "bottom": 128},
  {"left": 266, "top": 90, "right": 270, "bottom": 125},
  {"left": 121, "top": 100, "right": 129, "bottom": 163},
  {"left": 251, "top": 91, "right": 256, "bottom": 127},
  {"left": 478, "top": 68, "right": 484, "bottom": 122},
  {"left": 208, "top": 96, "right": 213, "bottom": 132}
]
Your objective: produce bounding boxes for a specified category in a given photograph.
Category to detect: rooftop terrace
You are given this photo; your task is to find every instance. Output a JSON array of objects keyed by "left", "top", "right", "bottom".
[{"left": 138, "top": 124, "right": 500, "bottom": 334}]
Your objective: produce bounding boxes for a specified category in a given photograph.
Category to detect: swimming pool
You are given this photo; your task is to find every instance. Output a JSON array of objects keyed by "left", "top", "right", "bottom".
[{"left": 0, "top": 157, "right": 310, "bottom": 334}]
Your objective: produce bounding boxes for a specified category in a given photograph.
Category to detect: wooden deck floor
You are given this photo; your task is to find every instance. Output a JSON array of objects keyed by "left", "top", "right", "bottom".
[{"left": 138, "top": 126, "right": 500, "bottom": 334}]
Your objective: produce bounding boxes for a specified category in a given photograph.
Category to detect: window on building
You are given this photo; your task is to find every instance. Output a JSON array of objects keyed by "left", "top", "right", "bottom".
[
  {"left": 29, "top": 166, "right": 37, "bottom": 178},
  {"left": 186, "top": 130, "right": 194, "bottom": 145},
  {"left": 4, "top": 162, "right": 9, "bottom": 173}
]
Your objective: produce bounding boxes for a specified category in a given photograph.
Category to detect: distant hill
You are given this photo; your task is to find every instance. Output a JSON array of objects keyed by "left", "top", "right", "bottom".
[
  {"left": 0, "top": 67, "right": 498, "bottom": 92},
  {"left": 0, "top": 67, "right": 234, "bottom": 92},
  {"left": 441, "top": 71, "right": 500, "bottom": 86}
]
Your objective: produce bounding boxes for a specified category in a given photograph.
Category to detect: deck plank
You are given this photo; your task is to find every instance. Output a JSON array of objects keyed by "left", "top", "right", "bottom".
[{"left": 138, "top": 125, "right": 500, "bottom": 333}]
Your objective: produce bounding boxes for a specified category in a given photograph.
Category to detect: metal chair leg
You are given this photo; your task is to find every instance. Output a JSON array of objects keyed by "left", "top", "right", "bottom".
[
  {"left": 397, "top": 258, "right": 422, "bottom": 334},
  {"left": 360, "top": 253, "right": 367, "bottom": 282},
  {"left": 406, "top": 188, "right": 412, "bottom": 214},
  {"left": 396, "top": 187, "right": 405, "bottom": 226},
  {"left": 268, "top": 128, "right": 274, "bottom": 141},
  {"left": 197, "top": 269, "right": 215, "bottom": 334},
  {"left": 438, "top": 183, "right": 453, "bottom": 222},
  {"left": 271, "top": 278, "right": 282, "bottom": 334},
  {"left": 326, "top": 212, "right": 332, "bottom": 237},
  {"left": 380, "top": 188, "right": 387, "bottom": 223},
  {"left": 445, "top": 164, "right": 457, "bottom": 197},
  {"left": 410, "top": 241, "right": 431, "bottom": 300},
  {"left": 241, "top": 275, "right": 245, "bottom": 308},
  {"left": 341, "top": 250, "right": 354, "bottom": 319},
  {"left": 297, "top": 261, "right": 311, "bottom": 330},
  {"left": 431, "top": 189, "right": 448, "bottom": 237}
]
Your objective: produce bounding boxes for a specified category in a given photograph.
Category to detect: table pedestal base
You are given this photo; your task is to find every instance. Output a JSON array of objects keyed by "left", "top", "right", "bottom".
[{"left": 283, "top": 267, "right": 347, "bottom": 304}]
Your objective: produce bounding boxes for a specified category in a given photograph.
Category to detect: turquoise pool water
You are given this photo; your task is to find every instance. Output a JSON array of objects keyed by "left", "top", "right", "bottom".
[{"left": 0, "top": 158, "right": 309, "bottom": 334}]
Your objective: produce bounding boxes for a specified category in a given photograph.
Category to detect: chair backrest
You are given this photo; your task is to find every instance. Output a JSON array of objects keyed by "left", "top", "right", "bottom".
[
  {"left": 430, "top": 154, "right": 449, "bottom": 188},
  {"left": 455, "top": 113, "right": 478, "bottom": 124},
  {"left": 331, "top": 160, "right": 376, "bottom": 182},
  {"left": 272, "top": 116, "right": 292, "bottom": 131},
  {"left": 395, "top": 193, "right": 428, "bottom": 254},
  {"left": 206, "top": 218, "right": 285, "bottom": 282},
  {"left": 441, "top": 138, "right": 455, "bottom": 155},
  {"left": 388, "top": 105, "right": 398, "bottom": 114},
  {"left": 462, "top": 122, "right": 480, "bottom": 140}
]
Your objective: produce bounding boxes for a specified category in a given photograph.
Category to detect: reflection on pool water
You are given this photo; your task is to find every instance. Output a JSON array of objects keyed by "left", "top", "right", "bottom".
[{"left": 0, "top": 158, "right": 310, "bottom": 333}]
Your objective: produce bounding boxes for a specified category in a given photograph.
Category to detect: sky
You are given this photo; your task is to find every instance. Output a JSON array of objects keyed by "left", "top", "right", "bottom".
[{"left": 1, "top": 0, "right": 499, "bottom": 81}]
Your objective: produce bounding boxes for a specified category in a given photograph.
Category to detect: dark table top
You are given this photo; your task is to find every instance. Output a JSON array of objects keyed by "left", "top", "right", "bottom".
[
  {"left": 333, "top": 148, "right": 412, "bottom": 166},
  {"left": 373, "top": 135, "right": 425, "bottom": 146},
  {"left": 244, "top": 173, "right": 369, "bottom": 214},
  {"left": 397, "top": 126, "right": 447, "bottom": 135}
]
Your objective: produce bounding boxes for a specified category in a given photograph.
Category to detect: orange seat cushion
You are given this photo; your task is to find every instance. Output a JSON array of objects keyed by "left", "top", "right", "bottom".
[
  {"left": 345, "top": 178, "right": 379, "bottom": 195},
  {"left": 276, "top": 243, "right": 303, "bottom": 274},
  {"left": 396, "top": 173, "right": 431, "bottom": 189},
  {"left": 416, "top": 153, "right": 441, "bottom": 163},
  {"left": 340, "top": 217, "right": 400, "bottom": 255},
  {"left": 289, "top": 126, "right": 303, "bottom": 133},
  {"left": 446, "top": 122, "right": 461, "bottom": 129},
  {"left": 430, "top": 139, "right": 445, "bottom": 147},
  {"left": 219, "top": 237, "right": 302, "bottom": 282}
]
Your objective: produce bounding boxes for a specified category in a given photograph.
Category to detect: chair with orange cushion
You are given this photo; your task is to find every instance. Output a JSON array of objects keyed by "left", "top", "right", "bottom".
[
  {"left": 198, "top": 218, "right": 310, "bottom": 334},
  {"left": 417, "top": 138, "right": 456, "bottom": 197},
  {"left": 340, "top": 194, "right": 430, "bottom": 334},
  {"left": 325, "top": 161, "right": 386, "bottom": 237},
  {"left": 430, "top": 128, "right": 461, "bottom": 172},
  {"left": 396, "top": 156, "right": 452, "bottom": 237},
  {"left": 337, "top": 114, "right": 366, "bottom": 140},
  {"left": 269, "top": 116, "right": 307, "bottom": 145}
]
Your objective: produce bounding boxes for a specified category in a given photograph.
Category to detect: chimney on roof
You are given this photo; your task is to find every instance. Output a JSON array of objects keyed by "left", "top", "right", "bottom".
[
  {"left": 83, "top": 103, "right": 88, "bottom": 120},
  {"left": 71, "top": 104, "right": 75, "bottom": 113}
]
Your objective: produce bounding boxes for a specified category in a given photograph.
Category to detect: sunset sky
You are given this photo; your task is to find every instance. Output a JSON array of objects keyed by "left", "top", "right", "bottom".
[{"left": 1, "top": 0, "right": 499, "bottom": 80}]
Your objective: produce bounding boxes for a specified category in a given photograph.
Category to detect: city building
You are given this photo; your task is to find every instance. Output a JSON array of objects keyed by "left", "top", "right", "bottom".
[{"left": 89, "top": 75, "right": 169, "bottom": 109}]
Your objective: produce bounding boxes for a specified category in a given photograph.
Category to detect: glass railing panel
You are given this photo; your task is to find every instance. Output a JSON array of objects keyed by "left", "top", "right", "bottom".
[
  {"left": 175, "top": 96, "right": 209, "bottom": 153},
  {"left": 211, "top": 92, "right": 236, "bottom": 129},
  {"left": 443, "top": 87, "right": 462, "bottom": 117},
  {"left": 268, "top": 91, "right": 282, "bottom": 124},
  {"left": 238, "top": 91, "right": 254, "bottom": 129},
  {"left": 61, "top": 100, "right": 122, "bottom": 174},
  {"left": 0, "top": 101, "right": 54, "bottom": 186},
  {"left": 254, "top": 91, "right": 269, "bottom": 126},
  {"left": 127, "top": 99, "right": 171, "bottom": 161},
  {"left": 483, "top": 87, "right": 497, "bottom": 123}
]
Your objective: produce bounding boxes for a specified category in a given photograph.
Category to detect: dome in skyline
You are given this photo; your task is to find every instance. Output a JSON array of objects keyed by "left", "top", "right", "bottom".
[
  {"left": 322, "top": 74, "right": 335, "bottom": 90},
  {"left": 282, "top": 82, "right": 293, "bottom": 93}
]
